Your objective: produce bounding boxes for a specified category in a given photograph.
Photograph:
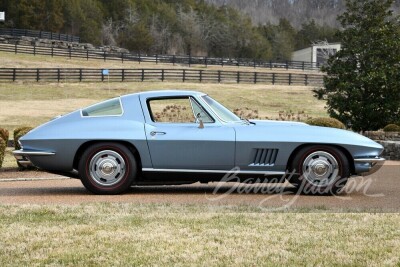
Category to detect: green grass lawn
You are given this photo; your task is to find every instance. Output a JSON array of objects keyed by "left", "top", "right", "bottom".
[{"left": 0, "top": 204, "right": 398, "bottom": 266}]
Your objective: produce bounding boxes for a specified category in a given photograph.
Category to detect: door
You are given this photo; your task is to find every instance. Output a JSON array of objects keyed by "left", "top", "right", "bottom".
[{"left": 142, "top": 96, "right": 235, "bottom": 170}]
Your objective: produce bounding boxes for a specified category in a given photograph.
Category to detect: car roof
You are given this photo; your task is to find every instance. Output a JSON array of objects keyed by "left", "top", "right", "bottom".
[{"left": 122, "top": 90, "right": 206, "bottom": 99}]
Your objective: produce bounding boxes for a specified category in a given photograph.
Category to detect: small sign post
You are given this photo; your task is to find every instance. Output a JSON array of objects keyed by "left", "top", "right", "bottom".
[
  {"left": 0, "top": 12, "right": 5, "bottom": 22},
  {"left": 102, "top": 69, "right": 110, "bottom": 92}
]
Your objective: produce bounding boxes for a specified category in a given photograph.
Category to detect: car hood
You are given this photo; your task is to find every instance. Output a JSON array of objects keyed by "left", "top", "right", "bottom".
[{"left": 237, "top": 119, "right": 383, "bottom": 150}]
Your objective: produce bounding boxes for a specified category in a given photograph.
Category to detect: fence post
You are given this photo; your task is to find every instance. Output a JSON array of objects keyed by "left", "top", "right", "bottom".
[
  {"left": 289, "top": 73, "right": 292, "bottom": 85},
  {"left": 218, "top": 70, "right": 221, "bottom": 83},
  {"left": 172, "top": 55, "right": 175, "bottom": 66},
  {"left": 237, "top": 71, "right": 240, "bottom": 83},
  {"left": 33, "top": 44, "right": 36, "bottom": 56},
  {"left": 12, "top": 68, "right": 16, "bottom": 82},
  {"left": 188, "top": 53, "right": 191, "bottom": 67},
  {"left": 69, "top": 47, "right": 71, "bottom": 59},
  {"left": 199, "top": 70, "right": 203, "bottom": 82},
  {"left": 302, "top": 61, "right": 305, "bottom": 71},
  {"left": 103, "top": 51, "right": 106, "bottom": 62},
  {"left": 272, "top": 73, "right": 275, "bottom": 85},
  {"left": 122, "top": 69, "right": 125, "bottom": 82},
  {"left": 79, "top": 69, "right": 82, "bottom": 82},
  {"left": 269, "top": 61, "right": 272, "bottom": 70},
  {"left": 15, "top": 43, "right": 17, "bottom": 54},
  {"left": 101, "top": 69, "right": 104, "bottom": 82},
  {"left": 253, "top": 59, "right": 256, "bottom": 69},
  {"left": 121, "top": 53, "right": 124, "bottom": 63},
  {"left": 51, "top": 45, "right": 54, "bottom": 57},
  {"left": 39, "top": 30, "right": 42, "bottom": 39},
  {"left": 86, "top": 50, "right": 88, "bottom": 61},
  {"left": 57, "top": 68, "right": 60, "bottom": 82},
  {"left": 286, "top": 61, "right": 289, "bottom": 70},
  {"left": 305, "top": 74, "right": 308, "bottom": 86},
  {"left": 204, "top": 57, "right": 207, "bottom": 68},
  {"left": 161, "top": 69, "right": 164, "bottom": 82},
  {"left": 138, "top": 52, "right": 141, "bottom": 64},
  {"left": 254, "top": 72, "right": 257, "bottom": 84},
  {"left": 36, "top": 69, "right": 39, "bottom": 82},
  {"left": 221, "top": 58, "right": 224, "bottom": 67},
  {"left": 141, "top": 69, "right": 144, "bottom": 81},
  {"left": 183, "top": 69, "right": 186, "bottom": 82},
  {"left": 156, "top": 54, "right": 158, "bottom": 64}
]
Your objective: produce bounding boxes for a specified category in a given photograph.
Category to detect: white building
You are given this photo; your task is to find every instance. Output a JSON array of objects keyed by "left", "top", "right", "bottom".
[{"left": 292, "top": 43, "right": 341, "bottom": 66}]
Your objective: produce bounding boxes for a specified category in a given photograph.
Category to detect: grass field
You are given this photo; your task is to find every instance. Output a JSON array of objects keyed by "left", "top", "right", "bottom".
[
  {"left": 0, "top": 51, "right": 321, "bottom": 74},
  {"left": 0, "top": 81, "right": 326, "bottom": 133},
  {"left": 0, "top": 204, "right": 398, "bottom": 266}
]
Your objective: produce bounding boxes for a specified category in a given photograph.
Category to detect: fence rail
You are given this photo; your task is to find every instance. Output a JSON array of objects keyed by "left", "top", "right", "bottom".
[
  {"left": 0, "top": 68, "right": 323, "bottom": 86},
  {"left": 0, "top": 28, "right": 80, "bottom": 42},
  {"left": 0, "top": 43, "right": 322, "bottom": 71}
]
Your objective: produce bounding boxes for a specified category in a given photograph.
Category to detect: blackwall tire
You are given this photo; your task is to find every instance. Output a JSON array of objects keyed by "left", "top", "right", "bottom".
[
  {"left": 78, "top": 142, "right": 137, "bottom": 195},
  {"left": 289, "top": 146, "right": 350, "bottom": 195}
]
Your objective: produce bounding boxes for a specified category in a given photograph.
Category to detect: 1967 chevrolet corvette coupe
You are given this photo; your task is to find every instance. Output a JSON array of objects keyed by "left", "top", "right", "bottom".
[{"left": 14, "top": 90, "right": 385, "bottom": 195}]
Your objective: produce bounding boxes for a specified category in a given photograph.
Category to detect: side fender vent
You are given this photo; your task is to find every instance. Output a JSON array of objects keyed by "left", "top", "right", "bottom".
[{"left": 250, "top": 148, "right": 279, "bottom": 166}]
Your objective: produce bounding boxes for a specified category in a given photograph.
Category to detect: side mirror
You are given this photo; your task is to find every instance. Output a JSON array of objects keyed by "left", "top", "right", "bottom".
[{"left": 198, "top": 119, "right": 204, "bottom": 129}]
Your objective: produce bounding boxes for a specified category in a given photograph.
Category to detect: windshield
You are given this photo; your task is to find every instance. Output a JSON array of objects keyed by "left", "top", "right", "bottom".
[{"left": 201, "top": 95, "right": 241, "bottom": 122}]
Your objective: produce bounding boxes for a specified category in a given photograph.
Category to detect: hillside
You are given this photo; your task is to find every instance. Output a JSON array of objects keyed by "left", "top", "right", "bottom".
[
  {"left": 0, "top": 0, "right": 339, "bottom": 61},
  {"left": 206, "top": 0, "right": 400, "bottom": 27}
]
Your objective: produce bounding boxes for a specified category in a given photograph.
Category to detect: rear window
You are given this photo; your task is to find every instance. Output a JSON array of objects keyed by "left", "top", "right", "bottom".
[{"left": 81, "top": 98, "right": 123, "bottom": 117}]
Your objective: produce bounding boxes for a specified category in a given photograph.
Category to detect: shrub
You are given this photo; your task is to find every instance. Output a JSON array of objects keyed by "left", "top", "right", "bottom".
[
  {"left": 306, "top": 117, "right": 346, "bottom": 129},
  {"left": 0, "top": 128, "right": 9, "bottom": 143},
  {"left": 14, "top": 127, "right": 33, "bottom": 150},
  {"left": 383, "top": 124, "right": 400, "bottom": 132},
  {"left": 0, "top": 139, "right": 6, "bottom": 168},
  {"left": 13, "top": 127, "right": 33, "bottom": 169}
]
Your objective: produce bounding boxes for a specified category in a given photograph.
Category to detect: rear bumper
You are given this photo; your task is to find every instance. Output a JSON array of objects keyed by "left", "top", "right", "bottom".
[
  {"left": 13, "top": 150, "right": 55, "bottom": 167},
  {"left": 354, "top": 157, "right": 385, "bottom": 176}
]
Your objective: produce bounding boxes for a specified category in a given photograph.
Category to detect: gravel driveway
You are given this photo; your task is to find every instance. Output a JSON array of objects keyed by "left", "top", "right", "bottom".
[{"left": 0, "top": 162, "right": 399, "bottom": 211}]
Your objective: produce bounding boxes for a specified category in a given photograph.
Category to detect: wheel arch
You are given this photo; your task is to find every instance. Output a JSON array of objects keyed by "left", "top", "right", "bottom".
[
  {"left": 286, "top": 143, "right": 355, "bottom": 174},
  {"left": 73, "top": 140, "right": 143, "bottom": 173}
]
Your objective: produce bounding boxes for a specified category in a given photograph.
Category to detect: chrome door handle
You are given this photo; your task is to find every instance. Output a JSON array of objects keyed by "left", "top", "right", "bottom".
[{"left": 150, "top": 131, "right": 166, "bottom": 136}]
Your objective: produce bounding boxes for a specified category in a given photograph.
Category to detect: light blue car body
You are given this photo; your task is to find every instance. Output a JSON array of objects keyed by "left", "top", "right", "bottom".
[{"left": 15, "top": 90, "right": 384, "bottom": 182}]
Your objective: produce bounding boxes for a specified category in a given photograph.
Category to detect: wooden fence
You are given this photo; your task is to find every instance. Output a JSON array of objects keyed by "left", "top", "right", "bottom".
[
  {"left": 0, "top": 28, "right": 80, "bottom": 42},
  {"left": 0, "top": 68, "right": 324, "bottom": 85},
  {"left": 0, "top": 43, "right": 322, "bottom": 71}
]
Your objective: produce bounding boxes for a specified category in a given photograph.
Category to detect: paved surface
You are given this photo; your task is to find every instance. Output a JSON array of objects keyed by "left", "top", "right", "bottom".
[{"left": 0, "top": 162, "right": 399, "bottom": 211}]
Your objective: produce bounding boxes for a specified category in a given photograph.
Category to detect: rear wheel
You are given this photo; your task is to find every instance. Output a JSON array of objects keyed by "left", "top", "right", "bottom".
[
  {"left": 289, "top": 146, "right": 350, "bottom": 195},
  {"left": 78, "top": 142, "right": 137, "bottom": 194}
]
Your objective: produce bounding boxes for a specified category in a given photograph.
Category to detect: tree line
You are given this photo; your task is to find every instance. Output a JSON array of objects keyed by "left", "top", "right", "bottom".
[{"left": 0, "top": 0, "right": 339, "bottom": 60}]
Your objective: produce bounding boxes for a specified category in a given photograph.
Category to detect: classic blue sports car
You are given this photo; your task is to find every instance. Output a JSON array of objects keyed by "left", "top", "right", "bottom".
[{"left": 14, "top": 90, "right": 385, "bottom": 195}]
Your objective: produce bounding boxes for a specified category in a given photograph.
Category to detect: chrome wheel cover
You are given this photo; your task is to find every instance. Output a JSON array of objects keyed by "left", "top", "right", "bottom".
[
  {"left": 302, "top": 151, "right": 339, "bottom": 187},
  {"left": 89, "top": 150, "right": 126, "bottom": 186}
]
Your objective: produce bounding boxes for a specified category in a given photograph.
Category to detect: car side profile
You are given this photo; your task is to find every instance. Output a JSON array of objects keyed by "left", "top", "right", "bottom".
[{"left": 14, "top": 90, "right": 385, "bottom": 195}]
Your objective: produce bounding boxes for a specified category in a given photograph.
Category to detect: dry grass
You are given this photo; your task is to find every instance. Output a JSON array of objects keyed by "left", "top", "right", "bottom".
[
  {"left": 0, "top": 81, "right": 326, "bottom": 132},
  {"left": 0, "top": 51, "right": 321, "bottom": 74},
  {"left": 0, "top": 203, "right": 398, "bottom": 266}
]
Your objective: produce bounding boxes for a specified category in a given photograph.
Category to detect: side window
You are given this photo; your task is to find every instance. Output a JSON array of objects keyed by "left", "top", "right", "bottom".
[
  {"left": 148, "top": 97, "right": 214, "bottom": 123},
  {"left": 82, "top": 98, "right": 123, "bottom": 117}
]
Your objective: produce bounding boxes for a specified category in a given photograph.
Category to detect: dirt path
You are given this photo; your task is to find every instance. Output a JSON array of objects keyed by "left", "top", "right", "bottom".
[{"left": 0, "top": 162, "right": 399, "bottom": 211}]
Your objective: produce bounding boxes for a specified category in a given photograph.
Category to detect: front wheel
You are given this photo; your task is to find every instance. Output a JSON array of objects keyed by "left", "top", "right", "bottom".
[
  {"left": 289, "top": 146, "right": 350, "bottom": 195},
  {"left": 78, "top": 142, "right": 137, "bottom": 194}
]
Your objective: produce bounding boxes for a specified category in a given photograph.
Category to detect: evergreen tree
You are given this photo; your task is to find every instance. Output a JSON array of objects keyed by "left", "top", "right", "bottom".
[{"left": 320, "top": 0, "right": 400, "bottom": 131}]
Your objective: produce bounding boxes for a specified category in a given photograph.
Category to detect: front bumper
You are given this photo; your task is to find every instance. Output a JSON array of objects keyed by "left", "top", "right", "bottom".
[
  {"left": 354, "top": 157, "right": 385, "bottom": 176},
  {"left": 13, "top": 150, "right": 55, "bottom": 167}
]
